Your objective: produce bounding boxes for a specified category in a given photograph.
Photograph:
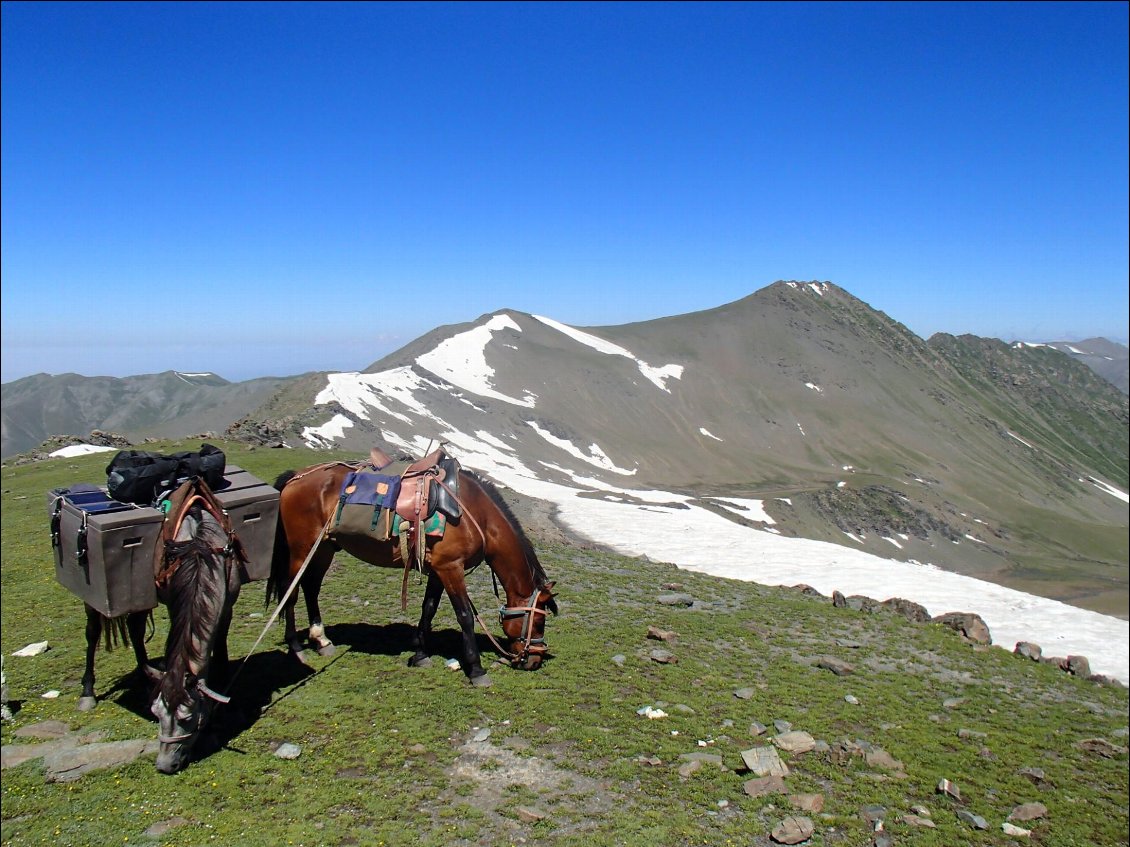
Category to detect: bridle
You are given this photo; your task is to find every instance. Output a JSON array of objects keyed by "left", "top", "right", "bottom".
[{"left": 497, "top": 588, "right": 551, "bottom": 665}]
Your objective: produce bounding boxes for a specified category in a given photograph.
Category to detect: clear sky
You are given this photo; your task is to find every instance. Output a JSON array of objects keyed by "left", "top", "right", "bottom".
[{"left": 2, "top": 1, "right": 1127, "bottom": 383}]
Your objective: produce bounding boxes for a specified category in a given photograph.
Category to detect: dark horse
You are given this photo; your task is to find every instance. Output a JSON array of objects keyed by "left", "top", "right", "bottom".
[
  {"left": 77, "top": 478, "right": 246, "bottom": 774},
  {"left": 270, "top": 460, "right": 557, "bottom": 686}
]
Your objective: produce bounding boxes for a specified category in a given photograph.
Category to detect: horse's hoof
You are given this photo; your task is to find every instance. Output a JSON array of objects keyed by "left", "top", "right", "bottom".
[
  {"left": 316, "top": 644, "right": 336, "bottom": 658},
  {"left": 292, "top": 650, "right": 313, "bottom": 668},
  {"left": 470, "top": 673, "right": 493, "bottom": 688},
  {"left": 409, "top": 656, "right": 432, "bottom": 669},
  {"left": 77, "top": 696, "right": 97, "bottom": 712}
]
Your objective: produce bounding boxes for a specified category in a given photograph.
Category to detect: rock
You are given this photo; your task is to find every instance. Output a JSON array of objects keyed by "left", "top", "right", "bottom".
[
  {"left": 648, "top": 649, "right": 677, "bottom": 664},
  {"left": 11, "top": 641, "right": 49, "bottom": 657},
  {"left": 679, "top": 752, "right": 725, "bottom": 769},
  {"left": 844, "top": 694, "right": 860, "bottom": 705},
  {"left": 789, "top": 793, "right": 824, "bottom": 813},
  {"left": 1014, "top": 641, "right": 1042, "bottom": 661},
  {"left": 1008, "top": 802, "right": 1047, "bottom": 821},
  {"left": 1065, "top": 655, "right": 1091, "bottom": 677},
  {"left": 881, "top": 597, "right": 931, "bottom": 622},
  {"left": 770, "top": 815, "right": 815, "bottom": 844},
  {"left": 942, "top": 697, "right": 965, "bottom": 709},
  {"left": 734, "top": 687, "right": 756, "bottom": 699},
  {"left": 1076, "top": 738, "right": 1128, "bottom": 758},
  {"left": 741, "top": 746, "right": 789, "bottom": 777},
  {"left": 864, "top": 748, "right": 904, "bottom": 772},
  {"left": 859, "top": 805, "right": 886, "bottom": 826},
  {"left": 657, "top": 593, "right": 695, "bottom": 606},
  {"left": 516, "top": 806, "right": 547, "bottom": 823},
  {"left": 750, "top": 721, "right": 768, "bottom": 736},
  {"left": 957, "top": 810, "right": 989, "bottom": 829},
  {"left": 44, "top": 739, "right": 159, "bottom": 782},
  {"left": 677, "top": 759, "right": 702, "bottom": 777},
  {"left": 743, "top": 775, "right": 787, "bottom": 797},
  {"left": 773, "top": 731, "right": 816, "bottom": 754},
  {"left": 472, "top": 728, "right": 491, "bottom": 742},
  {"left": 1018, "top": 766, "right": 1048, "bottom": 785},
  {"left": 936, "top": 778, "right": 961, "bottom": 801},
  {"left": 611, "top": 654, "right": 626, "bottom": 667},
  {"left": 1002, "top": 822, "right": 1032, "bottom": 837},
  {"left": 646, "top": 625, "right": 677, "bottom": 642},
  {"left": 637, "top": 706, "right": 667, "bottom": 719},
  {"left": 14, "top": 720, "right": 71, "bottom": 739},
  {"left": 957, "top": 728, "right": 988, "bottom": 740},
  {"left": 932, "top": 612, "right": 992, "bottom": 644},
  {"left": 773, "top": 719, "right": 792, "bottom": 733},
  {"left": 901, "top": 813, "right": 936, "bottom": 828},
  {"left": 274, "top": 742, "right": 302, "bottom": 760},
  {"left": 816, "top": 656, "right": 854, "bottom": 676}
]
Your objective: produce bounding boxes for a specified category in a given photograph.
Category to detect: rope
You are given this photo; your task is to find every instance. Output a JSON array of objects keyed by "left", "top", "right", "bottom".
[{"left": 222, "top": 513, "right": 334, "bottom": 696}]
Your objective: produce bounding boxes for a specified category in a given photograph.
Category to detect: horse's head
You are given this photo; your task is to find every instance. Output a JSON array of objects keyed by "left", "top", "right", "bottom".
[
  {"left": 500, "top": 582, "right": 557, "bottom": 670},
  {"left": 150, "top": 673, "right": 229, "bottom": 774}
]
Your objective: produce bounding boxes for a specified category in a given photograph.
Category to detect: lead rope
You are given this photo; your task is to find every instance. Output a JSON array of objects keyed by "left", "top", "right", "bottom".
[{"left": 222, "top": 512, "right": 334, "bottom": 697}]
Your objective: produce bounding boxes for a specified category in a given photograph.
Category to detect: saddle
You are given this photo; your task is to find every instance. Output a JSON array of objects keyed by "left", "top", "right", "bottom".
[{"left": 152, "top": 478, "right": 247, "bottom": 595}]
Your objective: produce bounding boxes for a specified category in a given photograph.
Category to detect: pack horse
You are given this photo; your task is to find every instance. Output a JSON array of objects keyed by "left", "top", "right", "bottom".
[{"left": 270, "top": 449, "right": 557, "bottom": 685}]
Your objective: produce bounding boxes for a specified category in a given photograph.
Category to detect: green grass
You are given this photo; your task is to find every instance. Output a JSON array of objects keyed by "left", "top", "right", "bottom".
[{"left": 2, "top": 440, "right": 1128, "bottom": 846}]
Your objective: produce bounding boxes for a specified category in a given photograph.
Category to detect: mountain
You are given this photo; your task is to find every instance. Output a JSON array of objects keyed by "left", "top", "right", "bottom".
[
  {"left": 1023, "top": 338, "right": 1129, "bottom": 395},
  {"left": 5, "top": 282, "right": 1127, "bottom": 619},
  {"left": 221, "top": 281, "right": 1127, "bottom": 618},
  {"left": 0, "top": 370, "right": 301, "bottom": 458}
]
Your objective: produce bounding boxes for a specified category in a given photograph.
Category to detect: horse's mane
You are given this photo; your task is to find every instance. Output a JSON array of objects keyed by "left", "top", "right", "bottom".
[
  {"left": 159, "top": 509, "right": 230, "bottom": 710},
  {"left": 464, "top": 470, "right": 549, "bottom": 588}
]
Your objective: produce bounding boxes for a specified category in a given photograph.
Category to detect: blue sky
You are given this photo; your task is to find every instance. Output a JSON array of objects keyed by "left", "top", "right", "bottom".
[{"left": 2, "top": 1, "right": 1127, "bottom": 383}]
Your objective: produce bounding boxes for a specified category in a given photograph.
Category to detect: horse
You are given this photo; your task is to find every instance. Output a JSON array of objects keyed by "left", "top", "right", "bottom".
[
  {"left": 269, "top": 456, "right": 557, "bottom": 686},
  {"left": 71, "top": 478, "right": 247, "bottom": 773}
]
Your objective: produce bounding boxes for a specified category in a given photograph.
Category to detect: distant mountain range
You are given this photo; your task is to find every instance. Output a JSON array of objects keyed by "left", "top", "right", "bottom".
[{"left": 3, "top": 282, "right": 1127, "bottom": 617}]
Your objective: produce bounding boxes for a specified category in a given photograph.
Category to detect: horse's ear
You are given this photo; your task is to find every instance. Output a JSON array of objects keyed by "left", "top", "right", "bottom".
[{"left": 539, "top": 583, "right": 558, "bottom": 615}]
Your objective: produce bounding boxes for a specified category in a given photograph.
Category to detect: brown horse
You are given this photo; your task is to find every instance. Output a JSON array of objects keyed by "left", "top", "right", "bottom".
[{"left": 270, "top": 460, "right": 557, "bottom": 686}]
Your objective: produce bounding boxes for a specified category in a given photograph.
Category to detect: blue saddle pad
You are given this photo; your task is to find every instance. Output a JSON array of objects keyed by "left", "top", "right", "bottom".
[{"left": 340, "top": 471, "right": 401, "bottom": 510}]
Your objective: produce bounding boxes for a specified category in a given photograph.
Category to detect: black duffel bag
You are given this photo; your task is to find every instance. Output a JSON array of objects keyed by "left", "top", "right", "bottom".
[{"left": 106, "top": 443, "right": 226, "bottom": 505}]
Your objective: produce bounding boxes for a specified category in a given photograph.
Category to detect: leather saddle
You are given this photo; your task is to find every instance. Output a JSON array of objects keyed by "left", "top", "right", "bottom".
[{"left": 393, "top": 449, "right": 462, "bottom": 525}]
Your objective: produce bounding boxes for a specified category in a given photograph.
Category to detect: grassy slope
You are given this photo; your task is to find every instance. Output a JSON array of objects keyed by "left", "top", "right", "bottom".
[{"left": 2, "top": 441, "right": 1127, "bottom": 847}]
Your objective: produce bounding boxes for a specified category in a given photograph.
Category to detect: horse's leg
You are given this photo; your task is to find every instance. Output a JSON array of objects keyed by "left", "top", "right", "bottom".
[
  {"left": 283, "top": 542, "right": 333, "bottom": 665},
  {"left": 126, "top": 611, "right": 152, "bottom": 681},
  {"left": 408, "top": 572, "right": 445, "bottom": 668},
  {"left": 434, "top": 565, "right": 492, "bottom": 687},
  {"left": 302, "top": 559, "right": 335, "bottom": 657},
  {"left": 79, "top": 605, "right": 102, "bottom": 711},
  {"left": 209, "top": 583, "right": 240, "bottom": 688}
]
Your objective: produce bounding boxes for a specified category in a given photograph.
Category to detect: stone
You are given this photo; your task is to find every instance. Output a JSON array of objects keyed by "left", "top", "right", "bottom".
[
  {"left": 770, "top": 815, "right": 815, "bottom": 844},
  {"left": 741, "top": 746, "right": 789, "bottom": 777},
  {"left": 1014, "top": 641, "right": 1042, "bottom": 661},
  {"left": 936, "top": 778, "right": 961, "bottom": 801},
  {"left": 1008, "top": 802, "right": 1047, "bottom": 821},
  {"left": 1002, "top": 822, "right": 1032, "bottom": 837},
  {"left": 957, "top": 810, "right": 989, "bottom": 830},
  {"left": 773, "top": 731, "right": 816, "bottom": 754},
  {"left": 734, "top": 687, "right": 756, "bottom": 699},
  {"left": 646, "top": 625, "right": 677, "bottom": 642},
  {"left": 816, "top": 656, "right": 854, "bottom": 676},
  {"left": 932, "top": 612, "right": 992, "bottom": 644},
  {"left": 648, "top": 649, "right": 678, "bottom": 664},
  {"left": 274, "top": 742, "right": 302, "bottom": 760},
  {"left": 789, "top": 793, "right": 824, "bottom": 813},
  {"left": 1065, "top": 655, "right": 1091, "bottom": 677},
  {"left": 743, "top": 775, "right": 787, "bottom": 798},
  {"left": 657, "top": 593, "right": 695, "bottom": 606}
]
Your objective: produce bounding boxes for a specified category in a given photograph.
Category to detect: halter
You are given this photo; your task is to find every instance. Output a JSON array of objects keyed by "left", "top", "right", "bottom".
[
  {"left": 156, "top": 678, "right": 230, "bottom": 743},
  {"left": 498, "top": 588, "right": 551, "bottom": 665}
]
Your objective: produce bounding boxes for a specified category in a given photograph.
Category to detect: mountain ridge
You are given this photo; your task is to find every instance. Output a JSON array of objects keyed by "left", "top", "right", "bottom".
[{"left": 3, "top": 282, "right": 1126, "bottom": 620}]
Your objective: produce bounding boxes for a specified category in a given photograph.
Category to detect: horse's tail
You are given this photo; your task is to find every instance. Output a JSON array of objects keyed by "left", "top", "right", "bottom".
[{"left": 266, "top": 470, "right": 297, "bottom": 608}]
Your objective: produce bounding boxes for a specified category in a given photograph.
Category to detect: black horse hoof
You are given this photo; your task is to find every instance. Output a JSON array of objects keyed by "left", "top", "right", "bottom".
[{"left": 470, "top": 673, "right": 493, "bottom": 688}]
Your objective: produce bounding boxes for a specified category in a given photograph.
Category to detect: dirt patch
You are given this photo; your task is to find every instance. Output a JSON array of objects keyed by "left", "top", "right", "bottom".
[{"left": 418, "top": 730, "right": 621, "bottom": 843}]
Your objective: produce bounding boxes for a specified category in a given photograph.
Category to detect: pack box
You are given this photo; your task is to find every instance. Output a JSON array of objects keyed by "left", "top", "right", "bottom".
[
  {"left": 48, "top": 488, "right": 164, "bottom": 617},
  {"left": 213, "top": 465, "right": 279, "bottom": 582},
  {"left": 48, "top": 466, "right": 278, "bottom": 616}
]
